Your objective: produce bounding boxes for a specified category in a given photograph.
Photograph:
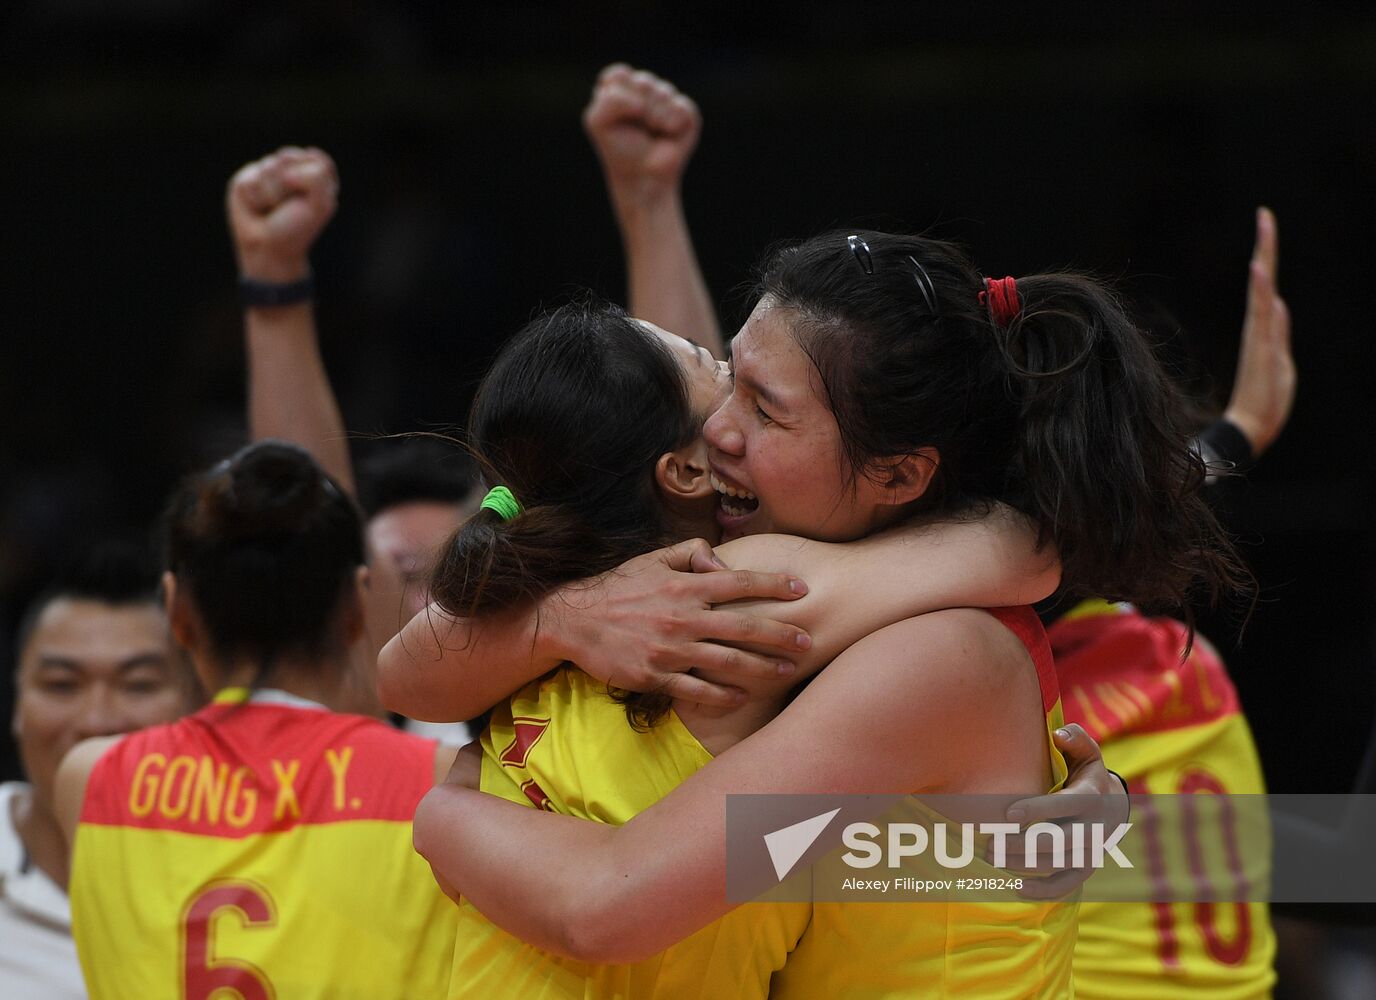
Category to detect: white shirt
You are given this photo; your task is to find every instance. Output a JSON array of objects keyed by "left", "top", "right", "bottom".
[
  {"left": 403, "top": 717, "right": 478, "bottom": 745},
  {"left": 0, "top": 782, "right": 86, "bottom": 999}
]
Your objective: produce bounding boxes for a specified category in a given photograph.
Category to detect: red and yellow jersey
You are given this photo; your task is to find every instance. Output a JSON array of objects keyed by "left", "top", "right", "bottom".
[
  {"left": 769, "top": 606, "right": 1078, "bottom": 1000},
  {"left": 447, "top": 668, "right": 810, "bottom": 998},
  {"left": 70, "top": 690, "right": 456, "bottom": 1000},
  {"left": 1051, "top": 599, "right": 1276, "bottom": 1000}
]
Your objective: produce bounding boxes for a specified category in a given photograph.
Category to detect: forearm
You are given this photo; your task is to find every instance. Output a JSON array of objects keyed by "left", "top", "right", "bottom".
[
  {"left": 244, "top": 303, "right": 354, "bottom": 494},
  {"left": 229, "top": 148, "right": 349, "bottom": 491},
  {"left": 812, "top": 509, "right": 1056, "bottom": 639},
  {"left": 414, "top": 613, "right": 1007, "bottom": 961},
  {"left": 377, "top": 599, "right": 562, "bottom": 722},
  {"left": 1196, "top": 416, "right": 1255, "bottom": 483},
  {"left": 415, "top": 785, "right": 615, "bottom": 958},
  {"left": 413, "top": 780, "right": 724, "bottom": 962},
  {"left": 614, "top": 188, "right": 723, "bottom": 359},
  {"left": 720, "top": 507, "right": 1059, "bottom": 672}
]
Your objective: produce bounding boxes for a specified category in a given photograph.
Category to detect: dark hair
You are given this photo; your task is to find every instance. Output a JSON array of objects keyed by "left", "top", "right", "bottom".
[
  {"left": 429, "top": 298, "right": 698, "bottom": 727},
  {"left": 754, "top": 230, "right": 1249, "bottom": 618},
  {"left": 356, "top": 440, "right": 479, "bottom": 519},
  {"left": 162, "top": 440, "right": 366, "bottom": 677},
  {"left": 15, "top": 538, "right": 162, "bottom": 657}
]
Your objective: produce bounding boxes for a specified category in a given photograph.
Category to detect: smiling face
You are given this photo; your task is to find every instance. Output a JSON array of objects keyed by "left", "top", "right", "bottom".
[
  {"left": 704, "top": 297, "right": 912, "bottom": 543},
  {"left": 13, "top": 598, "right": 187, "bottom": 811}
]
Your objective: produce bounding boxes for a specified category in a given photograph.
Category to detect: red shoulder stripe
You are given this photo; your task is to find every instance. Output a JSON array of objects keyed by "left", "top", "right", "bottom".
[{"left": 985, "top": 606, "right": 1060, "bottom": 715}]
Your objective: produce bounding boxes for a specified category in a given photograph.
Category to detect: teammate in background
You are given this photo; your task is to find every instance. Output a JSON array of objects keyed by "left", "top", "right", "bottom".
[
  {"left": 2, "top": 542, "right": 195, "bottom": 1000},
  {"left": 54, "top": 442, "right": 457, "bottom": 1000},
  {"left": 226, "top": 147, "right": 480, "bottom": 730},
  {"left": 1049, "top": 207, "right": 1291, "bottom": 999}
]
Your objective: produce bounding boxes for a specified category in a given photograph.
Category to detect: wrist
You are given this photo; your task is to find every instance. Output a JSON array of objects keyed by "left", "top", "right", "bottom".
[
  {"left": 615, "top": 194, "right": 691, "bottom": 259},
  {"left": 1106, "top": 768, "right": 1132, "bottom": 823},
  {"left": 1205, "top": 413, "right": 1259, "bottom": 470},
  {"left": 533, "top": 590, "right": 579, "bottom": 665},
  {"left": 236, "top": 251, "right": 312, "bottom": 286},
  {"left": 1219, "top": 408, "right": 1268, "bottom": 458},
  {"left": 240, "top": 273, "right": 314, "bottom": 310},
  {"left": 608, "top": 177, "right": 683, "bottom": 225}
]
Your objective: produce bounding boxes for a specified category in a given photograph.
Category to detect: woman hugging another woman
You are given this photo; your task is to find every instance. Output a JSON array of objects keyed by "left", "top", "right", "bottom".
[{"left": 388, "top": 229, "right": 1245, "bottom": 998}]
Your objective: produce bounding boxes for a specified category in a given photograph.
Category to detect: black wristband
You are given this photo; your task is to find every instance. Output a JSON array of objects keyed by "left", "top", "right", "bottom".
[
  {"left": 1196, "top": 417, "right": 1255, "bottom": 477},
  {"left": 239, "top": 274, "right": 314, "bottom": 308},
  {"left": 1107, "top": 768, "right": 1131, "bottom": 822}
]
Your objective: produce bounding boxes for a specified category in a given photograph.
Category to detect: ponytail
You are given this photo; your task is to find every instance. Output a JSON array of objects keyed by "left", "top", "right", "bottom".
[
  {"left": 427, "top": 298, "right": 697, "bottom": 728},
  {"left": 431, "top": 502, "right": 659, "bottom": 621},
  {"left": 163, "top": 441, "right": 365, "bottom": 673},
  {"left": 993, "top": 273, "right": 1250, "bottom": 615}
]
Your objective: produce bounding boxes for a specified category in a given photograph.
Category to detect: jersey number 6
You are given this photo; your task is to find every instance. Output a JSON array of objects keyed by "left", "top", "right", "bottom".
[{"left": 181, "top": 879, "right": 277, "bottom": 1000}]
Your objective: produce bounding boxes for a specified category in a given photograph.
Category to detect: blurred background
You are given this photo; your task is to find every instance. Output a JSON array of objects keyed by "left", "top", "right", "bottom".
[{"left": 1, "top": 0, "right": 1374, "bottom": 990}]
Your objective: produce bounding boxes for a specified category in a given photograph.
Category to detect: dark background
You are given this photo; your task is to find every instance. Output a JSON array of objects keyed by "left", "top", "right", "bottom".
[{"left": 2, "top": 2, "right": 1374, "bottom": 798}]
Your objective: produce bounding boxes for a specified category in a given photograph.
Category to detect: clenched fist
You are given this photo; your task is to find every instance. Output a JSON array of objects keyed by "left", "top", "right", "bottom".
[
  {"left": 226, "top": 146, "right": 339, "bottom": 283},
  {"left": 583, "top": 64, "right": 701, "bottom": 202}
]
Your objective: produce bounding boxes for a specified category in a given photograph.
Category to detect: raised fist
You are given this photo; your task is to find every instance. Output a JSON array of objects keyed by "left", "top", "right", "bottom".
[
  {"left": 226, "top": 146, "right": 339, "bottom": 283},
  {"left": 583, "top": 64, "right": 701, "bottom": 199}
]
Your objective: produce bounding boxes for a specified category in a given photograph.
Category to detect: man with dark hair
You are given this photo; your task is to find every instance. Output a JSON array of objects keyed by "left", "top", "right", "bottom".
[
  {"left": 355, "top": 439, "right": 478, "bottom": 646},
  {"left": 2, "top": 541, "right": 195, "bottom": 998}
]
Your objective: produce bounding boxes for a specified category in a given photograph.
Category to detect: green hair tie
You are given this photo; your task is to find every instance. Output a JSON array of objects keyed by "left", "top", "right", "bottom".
[{"left": 480, "top": 485, "right": 522, "bottom": 522}]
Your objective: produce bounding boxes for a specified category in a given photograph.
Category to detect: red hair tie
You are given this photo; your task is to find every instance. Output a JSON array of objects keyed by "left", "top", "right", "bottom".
[{"left": 979, "top": 276, "right": 1021, "bottom": 328}]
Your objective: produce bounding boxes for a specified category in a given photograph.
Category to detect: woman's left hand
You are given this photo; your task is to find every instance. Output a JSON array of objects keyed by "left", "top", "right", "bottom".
[{"left": 993, "top": 724, "right": 1130, "bottom": 899}]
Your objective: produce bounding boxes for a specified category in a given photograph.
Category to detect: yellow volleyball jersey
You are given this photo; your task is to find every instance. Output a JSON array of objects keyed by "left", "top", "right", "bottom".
[
  {"left": 448, "top": 668, "right": 810, "bottom": 998},
  {"left": 769, "top": 606, "right": 1077, "bottom": 1000},
  {"left": 70, "top": 690, "right": 456, "bottom": 1000},
  {"left": 1051, "top": 600, "right": 1276, "bottom": 1000}
]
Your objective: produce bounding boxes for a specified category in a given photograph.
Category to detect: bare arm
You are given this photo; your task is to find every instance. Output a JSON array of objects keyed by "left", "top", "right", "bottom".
[
  {"left": 712, "top": 505, "right": 1059, "bottom": 655},
  {"left": 376, "top": 540, "right": 812, "bottom": 722},
  {"left": 377, "top": 507, "right": 1057, "bottom": 723},
  {"left": 378, "top": 600, "right": 547, "bottom": 724},
  {"left": 584, "top": 64, "right": 723, "bottom": 359},
  {"left": 228, "top": 146, "right": 353, "bottom": 492},
  {"left": 413, "top": 609, "right": 1035, "bottom": 961},
  {"left": 54, "top": 735, "right": 122, "bottom": 848},
  {"left": 1221, "top": 206, "right": 1293, "bottom": 459}
]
